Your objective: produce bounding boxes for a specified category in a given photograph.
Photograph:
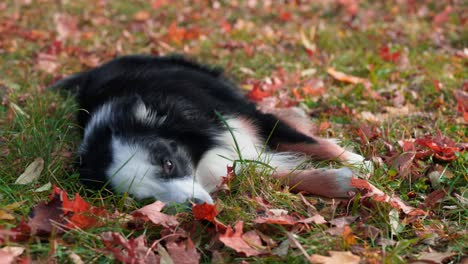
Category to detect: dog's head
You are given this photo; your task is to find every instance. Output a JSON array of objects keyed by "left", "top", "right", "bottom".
[{"left": 53, "top": 56, "right": 215, "bottom": 204}]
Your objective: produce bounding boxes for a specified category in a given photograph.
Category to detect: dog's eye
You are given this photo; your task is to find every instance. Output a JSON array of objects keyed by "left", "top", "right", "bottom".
[{"left": 162, "top": 159, "right": 174, "bottom": 174}]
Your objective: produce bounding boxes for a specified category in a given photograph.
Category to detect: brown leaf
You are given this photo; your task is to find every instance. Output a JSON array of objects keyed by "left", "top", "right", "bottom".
[
  {"left": 424, "top": 189, "right": 447, "bottom": 208},
  {"left": 310, "top": 251, "right": 360, "bottom": 264},
  {"left": 219, "top": 221, "right": 262, "bottom": 257},
  {"left": 327, "top": 67, "right": 382, "bottom": 100},
  {"left": 391, "top": 152, "right": 416, "bottom": 178},
  {"left": 15, "top": 157, "right": 44, "bottom": 184},
  {"left": 166, "top": 238, "right": 200, "bottom": 264},
  {"left": 27, "top": 194, "right": 64, "bottom": 235},
  {"left": 132, "top": 201, "right": 179, "bottom": 228},
  {"left": 101, "top": 232, "right": 159, "bottom": 264}
]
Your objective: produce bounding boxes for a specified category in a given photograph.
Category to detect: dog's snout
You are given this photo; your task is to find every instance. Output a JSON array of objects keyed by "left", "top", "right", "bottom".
[{"left": 191, "top": 198, "right": 206, "bottom": 205}]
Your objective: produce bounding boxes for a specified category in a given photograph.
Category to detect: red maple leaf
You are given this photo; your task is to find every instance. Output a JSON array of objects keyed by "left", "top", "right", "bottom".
[
  {"left": 48, "top": 185, "right": 106, "bottom": 229},
  {"left": 246, "top": 82, "right": 271, "bottom": 102},
  {"left": 192, "top": 203, "right": 227, "bottom": 231},
  {"left": 192, "top": 203, "right": 218, "bottom": 222},
  {"left": 379, "top": 46, "right": 401, "bottom": 63},
  {"left": 415, "top": 131, "right": 462, "bottom": 162}
]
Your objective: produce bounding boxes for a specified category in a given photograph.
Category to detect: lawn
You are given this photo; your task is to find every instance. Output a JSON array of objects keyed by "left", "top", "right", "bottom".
[{"left": 0, "top": 0, "right": 466, "bottom": 263}]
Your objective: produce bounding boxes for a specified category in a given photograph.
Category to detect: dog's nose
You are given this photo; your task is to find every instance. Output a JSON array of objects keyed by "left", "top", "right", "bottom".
[{"left": 191, "top": 198, "right": 206, "bottom": 204}]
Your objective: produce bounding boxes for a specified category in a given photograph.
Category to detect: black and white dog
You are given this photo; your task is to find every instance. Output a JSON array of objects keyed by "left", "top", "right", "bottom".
[{"left": 54, "top": 55, "right": 371, "bottom": 204}]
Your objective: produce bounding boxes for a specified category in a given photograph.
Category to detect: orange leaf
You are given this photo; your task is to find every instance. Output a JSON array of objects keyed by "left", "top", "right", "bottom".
[
  {"left": 247, "top": 82, "right": 271, "bottom": 102},
  {"left": 341, "top": 226, "right": 357, "bottom": 247}
]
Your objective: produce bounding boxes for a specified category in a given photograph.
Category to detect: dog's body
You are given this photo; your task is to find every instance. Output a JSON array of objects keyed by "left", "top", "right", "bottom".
[{"left": 56, "top": 55, "right": 370, "bottom": 204}]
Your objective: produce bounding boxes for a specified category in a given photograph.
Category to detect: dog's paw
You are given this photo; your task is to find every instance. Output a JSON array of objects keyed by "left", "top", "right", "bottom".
[
  {"left": 325, "top": 167, "right": 356, "bottom": 198},
  {"left": 343, "top": 151, "right": 374, "bottom": 173}
]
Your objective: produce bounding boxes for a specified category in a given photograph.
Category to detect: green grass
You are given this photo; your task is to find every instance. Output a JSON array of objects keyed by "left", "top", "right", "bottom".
[{"left": 0, "top": 0, "right": 466, "bottom": 263}]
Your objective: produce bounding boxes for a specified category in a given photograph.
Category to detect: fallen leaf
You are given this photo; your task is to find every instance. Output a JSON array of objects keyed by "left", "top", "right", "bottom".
[
  {"left": 391, "top": 152, "right": 416, "bottom": 178},
  {"left": 219, "top": 221, "right": 262, "bottom": 257},
  {"left": 342, "top": 226, "right": 357, "bottom": 247},
  {"left": 432, "top": 5, "right": 453, "bottom": 27},
  {"left": 0, "top": 210, "right": 15, "bottom": 220},
  {"left": 379, "top": 46, "right": 400, "bottom": 63},
  {"left": 310, "top": 251, "right": 360, "bottom": 264},
  {"left": 246, "top": 82, "right": 271, "bottom": 102},
  {"left": 297, "top": 214, "right": 327, "bottom": 225},
  {"left": 417, "top": 251, "right": 455, "bottom": 263},
  {"left": 254, "top": 209, "right": 296, "bottom": 225},
  {"left": 50, "top": 185, "right": 106, "bottom": 229},
  {"left": 132, "top": 201, "right": 179, "bottom": 228},
  {"left": 133, "top": 11, "right": 150, "bottom": 22},
  {"left": 327, "top": 67, "right": 382, "bottom": 100},
  {"left": 454, "top": 89, "right": 468, "bottom": 123},
  {"left": 101, "top": 232, "right": 159, "bottom": 264},
  {"left": 351, "top": 178, "right": 426, "bottom": 216},
  {"left": 36, "top": 53, "right": 59, "bottom": 74},
  {"left": 423, "top": 189, "right": 447, "bottom": 208},
  {"left": 15, "top": 157, "right": 44, "bottom": 184},
  {"left": 34, "top": 182, "right": 52, "bottom": 192},
  {"left": 192, "top": 202, "right": 218, "bottom": 222},
  {"left": 192, "top": 202, "right": 227, "bottom": 231},
  {"left": 166, "top": 238, "right": 200, "bottom": 264},
  {"left": 415, "top": 131, "right": 463, "bottom": 162},
  {"left": 54, "top": 13, "right": 79, "bottom": 41},
  {"left": 27, "top": 194, "right": 64, "bottom": 235},
  {"left": 0, "top": 246, "right": 25, "bottom": 264}
]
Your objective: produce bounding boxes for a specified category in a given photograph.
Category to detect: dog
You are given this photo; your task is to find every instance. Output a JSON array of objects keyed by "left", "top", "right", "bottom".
[{"left": 53, "top": 55, "right": 372, "bottom": 204}]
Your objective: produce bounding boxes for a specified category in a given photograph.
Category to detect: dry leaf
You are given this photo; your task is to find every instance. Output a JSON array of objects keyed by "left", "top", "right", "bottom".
[
  {"left": 133, "top": 11, "right": 151, "bottom": 22},
  {"left": 166, "top": 239, "right": 200, "bottom": 264},
  {"left": 219, "top": 221, "right": 262, "bottom": 257},
  {"left": 417, "top": 251, "right": 455, "bottom": 263},
  {"left": 15, "top": 157, "right": 44, "bottom": 184},
  {"left": 132, "top": 201, "right": 179, "bottom": 228},
  {"left": 0, "top": 246, "right": 25, "bottom": 264},
  {"left": 310, "top": 251, "right": 360, "bottom": 264},
  {"left": 101, "top": 232, "right": 159, "bottom": 264},
  {"left": 27, "top": 194, "right": 64, "bottom": 235}
]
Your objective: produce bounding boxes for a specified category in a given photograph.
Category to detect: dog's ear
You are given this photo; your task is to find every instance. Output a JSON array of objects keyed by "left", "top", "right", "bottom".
[{"left": 48, "top": 72, "right": 88, "bottom": 94}]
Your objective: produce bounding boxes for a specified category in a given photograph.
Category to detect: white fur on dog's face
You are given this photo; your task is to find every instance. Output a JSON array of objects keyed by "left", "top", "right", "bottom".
[{"left": 107, "top": 137, "right": 213, "bottom": 203}]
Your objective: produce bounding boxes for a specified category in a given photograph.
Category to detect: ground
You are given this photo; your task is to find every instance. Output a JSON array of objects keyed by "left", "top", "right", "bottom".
[{"left": 0, "top": 0, "right": 467, "bottom": 263}]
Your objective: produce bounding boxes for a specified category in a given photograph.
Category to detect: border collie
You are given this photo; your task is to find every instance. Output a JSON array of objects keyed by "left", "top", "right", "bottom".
[{"left": 53, "top": 55, "right": 371, "bottom": 204}]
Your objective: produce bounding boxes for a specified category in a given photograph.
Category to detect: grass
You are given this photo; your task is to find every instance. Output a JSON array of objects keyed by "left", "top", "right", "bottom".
[{"left": 0, "top": 0, "right": 467, "bottom": 263}]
